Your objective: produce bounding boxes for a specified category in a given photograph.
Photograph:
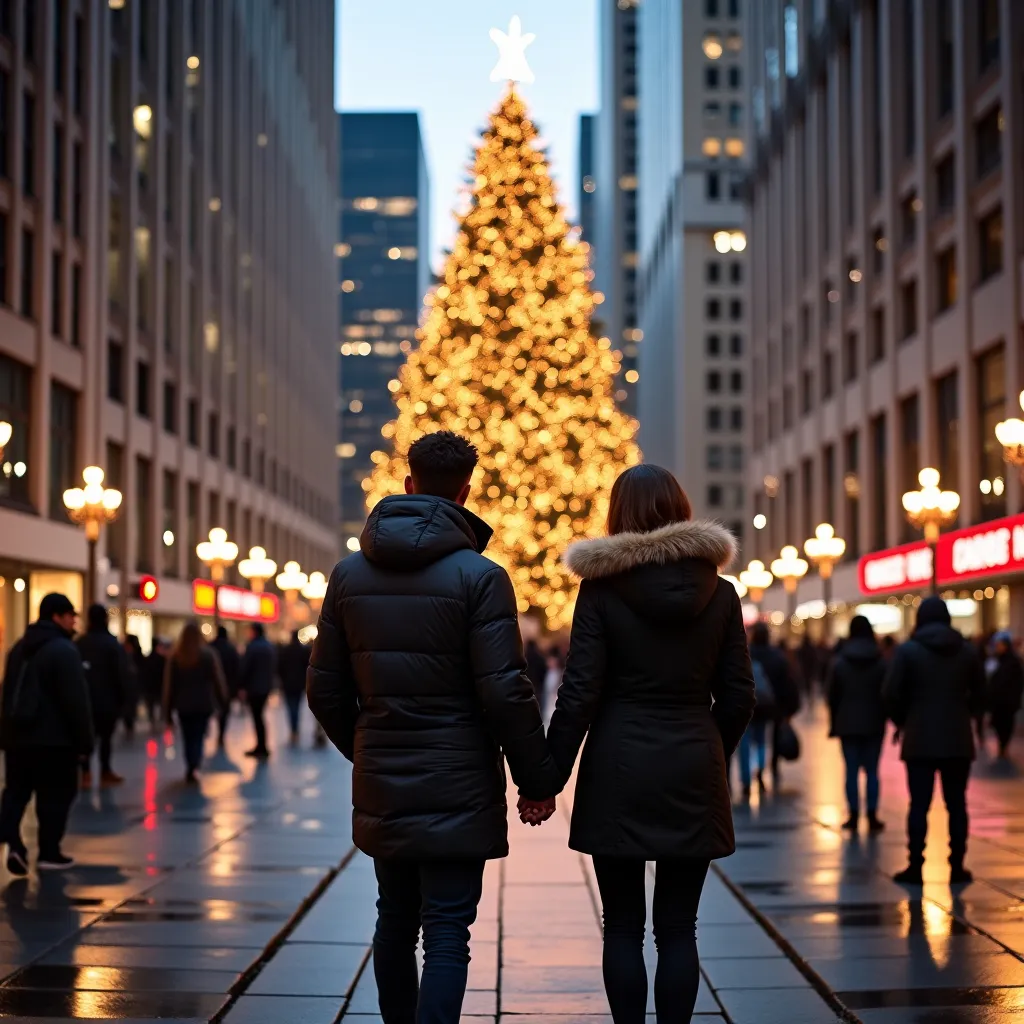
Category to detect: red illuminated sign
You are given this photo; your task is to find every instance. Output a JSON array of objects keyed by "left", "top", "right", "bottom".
[
  {"left": 858, "top": 541, "right": 933, "bottom": 596},
  {"left": 138, "top": 575, "right": 159, "bottom": 603},
  {"left": 191, "top": 580, "right": 280, "bottom": 623},
  {"left": 934, "top": 512, "right": 1024, "bottom": 586}
]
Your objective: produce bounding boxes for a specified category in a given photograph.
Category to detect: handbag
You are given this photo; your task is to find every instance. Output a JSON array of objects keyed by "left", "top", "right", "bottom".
[{"left": 775, "top": 719, "right": 801, "bottom": 762}]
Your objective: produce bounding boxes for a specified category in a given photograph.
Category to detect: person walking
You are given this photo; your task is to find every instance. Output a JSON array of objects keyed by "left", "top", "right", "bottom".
[
  {"left": 748, "top": 621, "right": 800, "bottom": 787},
  {"left": 308, "top": 431, "right": 560, "bottom": 1024},
  {"left": 885, "top": 596, "right": 986, "bottom": 885},
  {"left": 211, "top": 626, "right": 241, "bottom": 748},
  {"left": 537, "top": 464, "right": 755, "bottom": 1023},
  {"left": 986, "top": 630, "right": 1024, "bottom": 760},
  {"left": 735, "top": 656, "right": 773, "bottom": 798},
  {"left": 162, "top": 622, "right": 228, "bottom": 783},
  {"left": 827, "top": 615, "right": 887, "bottom": 833},
  {"left": 142, "top": 638, "right": 169, "bottom": 731},
  {"left": 239, "top": 623, "right": 275, "bottom": 759},
  {"left": 76, "top": 604, "right": 130, "bottom": 788},
  {"left": 279, "top": 631, "right": 311, "bottom": 746},
  {"left": 0, "top": 594, "right": 94, "bottom": 874}
]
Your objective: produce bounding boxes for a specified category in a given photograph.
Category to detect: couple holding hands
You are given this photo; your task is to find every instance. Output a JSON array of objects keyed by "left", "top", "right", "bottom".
[{"left": 308, "top": 431, "right": 756, "bottom": 1024}]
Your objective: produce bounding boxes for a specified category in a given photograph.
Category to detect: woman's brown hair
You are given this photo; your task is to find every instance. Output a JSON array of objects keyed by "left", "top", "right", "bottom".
[
  {"left": 607, "top": 464, "right": 692, "bottom": 535},
  {"left": 171, "top": 620, "right": 205, "bottom": 670}
]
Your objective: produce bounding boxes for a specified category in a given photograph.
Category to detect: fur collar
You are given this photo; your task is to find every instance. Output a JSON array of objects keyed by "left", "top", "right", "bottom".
[{"left": 563, "top": 519, "right": 737, "bottom": 580}]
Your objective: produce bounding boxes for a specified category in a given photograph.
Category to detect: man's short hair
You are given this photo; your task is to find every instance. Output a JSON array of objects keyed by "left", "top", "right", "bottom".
[{"left": 408, "top": 431, "right": 479, "bottom": 500}]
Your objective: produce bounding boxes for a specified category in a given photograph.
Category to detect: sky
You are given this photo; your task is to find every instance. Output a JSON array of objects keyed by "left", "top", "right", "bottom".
[{"left": 337, "top": 1, "right": 598, "bottom": 273}]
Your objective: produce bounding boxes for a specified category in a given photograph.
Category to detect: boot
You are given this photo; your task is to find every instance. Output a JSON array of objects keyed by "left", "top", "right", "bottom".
[
  {"left": 841, "top": 816, "right": 858, "bottom": 831},
  {"left": 867, "top": 814, "right": 885, "bottom": 834},
  {"left": 949, "top": 863, "right": 973, "bottom": 885},
  {"left": 893, "top": 861, "right": 924, "bottom": 885}
]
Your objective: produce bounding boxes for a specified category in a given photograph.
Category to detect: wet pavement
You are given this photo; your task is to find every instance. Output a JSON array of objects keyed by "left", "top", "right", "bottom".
[{"left": 1, "top": 697, "right": 1024, "bottom": 1020}]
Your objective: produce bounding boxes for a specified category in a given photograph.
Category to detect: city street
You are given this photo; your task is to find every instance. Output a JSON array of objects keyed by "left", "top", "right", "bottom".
[{"left": 0, "top": 699, "right": 1023, "bottom": 1021}]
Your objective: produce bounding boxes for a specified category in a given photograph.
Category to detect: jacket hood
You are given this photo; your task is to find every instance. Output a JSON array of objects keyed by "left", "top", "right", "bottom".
[
  {"left": 564, "top": 520, "right": 736, "bottom": 626},
  {"left": 841, "top": 636, "right": 881, "bottom": 664},
  {"left": 23, "top": 619, "right": 71, "bottom": 653},
  {"left": 912, "top": 621, "right": 964, "bottom": 654},
  {"left": 361, "top": 494, "right": 492, "bottom": 572}
]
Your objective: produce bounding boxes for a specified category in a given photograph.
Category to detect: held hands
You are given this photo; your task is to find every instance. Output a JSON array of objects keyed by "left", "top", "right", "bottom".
[{"left": 517, "top": 795, "right": 556, "bottom": 827}]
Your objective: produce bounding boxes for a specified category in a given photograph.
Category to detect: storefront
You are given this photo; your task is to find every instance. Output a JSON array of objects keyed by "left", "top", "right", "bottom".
[
  {"left": 190, "top": 580, "right": 281, "bottom": 642},
  {"left": 0, "top": 563, "right": 84, "bottom": 662}
]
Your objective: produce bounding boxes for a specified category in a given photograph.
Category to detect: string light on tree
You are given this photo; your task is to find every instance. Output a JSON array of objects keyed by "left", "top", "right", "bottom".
[{"left": 365, "top": 86, "right": 641, "bottom": 630}]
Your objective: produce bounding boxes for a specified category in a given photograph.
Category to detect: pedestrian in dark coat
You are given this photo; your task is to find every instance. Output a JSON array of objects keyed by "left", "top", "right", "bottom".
[
  {"left": 278, "top": 631, "right": 311, "bottom": 745},
  {"left": 885, "top": 596, "right": 986, "bottom": 885},
  {"left": 239, "top": 624, "right": 276, "bottom": 759},
  {"left": 986, "top": 630, "right": 1024, "bottom": 759},
  {"left": 827, "top": 615, "right": 887, "bottom": 832},
  {"left": 142, "top": 639, "right": 168, "bottom": 730},
  {"left": 76, "top": 604, "right": 129, "bottom": 787},
  {"left": 211, "top": 626, "right": 241, "bottom": 747},
  {"left": 0, "top": 593, "right": 94, "bottom": 874},
  {"left": 543, "top": 464, "right": 755, "bottom": 1023},
  {"left": 307, "top": 432, "right": 560, "bottom": 1024},
  {"left": 748, "top": 621, "right": 800, "bottom": 784}
]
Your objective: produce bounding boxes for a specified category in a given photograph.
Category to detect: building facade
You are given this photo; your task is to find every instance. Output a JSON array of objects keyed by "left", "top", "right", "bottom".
[
  {"left": 746, "top": 0, "right": 1024, "bottom": 636},
  {"left": 337, "top": 112, "right": 429, "bottom": 551},
  {"left": 634, "top": 0, "right": 750, "bottom": 546},
  {"left": 0, "top": 0, "right": 338, "bottom": 657},
  {"left": 594, "top": 0, "right": 641, "bottom": 414},
  {"left": 577, "top": 113, "right": 596, "bottom": 247}
]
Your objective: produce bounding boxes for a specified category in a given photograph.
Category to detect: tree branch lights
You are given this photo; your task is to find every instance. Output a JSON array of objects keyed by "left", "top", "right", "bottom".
[
  {"left": 238, "top": 546, "right": 277, "bottom": 593},
  {"left": 365, "top": 88, "right": 641, "bottom": 631}
]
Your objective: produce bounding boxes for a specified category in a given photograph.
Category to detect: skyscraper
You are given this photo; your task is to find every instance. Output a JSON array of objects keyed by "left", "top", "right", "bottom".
[
  {"left": 577, "top": 113, "right": 596, "bottom": 247},
  {"left": 337, "top": 112, "right": 430, "bottom": 550}
]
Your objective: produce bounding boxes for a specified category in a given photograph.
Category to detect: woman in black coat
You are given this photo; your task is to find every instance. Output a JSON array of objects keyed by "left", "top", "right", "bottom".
[
  {"left": 827, "top": 615, "right": 886, "bottom": 833},
  {"left": 542, "top": 465, "right": 755, "bottom": 1023},
  {"left": 986, "top": 631, "right": 1024, "bottom": 758}
]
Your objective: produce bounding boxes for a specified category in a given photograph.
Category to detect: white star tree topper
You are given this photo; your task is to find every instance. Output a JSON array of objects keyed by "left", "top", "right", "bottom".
[{"left": 489, "top": 15, "right": 536, "bottom": 84}]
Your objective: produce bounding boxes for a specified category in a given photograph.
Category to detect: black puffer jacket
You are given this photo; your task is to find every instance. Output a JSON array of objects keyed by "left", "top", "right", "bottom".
[
  {"left": 0, "top": 620, "right": 94, "bottom": 753},
  {"left": 827, "top": 638, "right": 887, "bottom": 739},
  {"left": 547, "top": 520, "right": 755, "bottom": 861},
  {"left": 884, "top": 619, "right": 986, "bottom": 761},
  {"left": 988, "top": 650, "right": 1024, "bottom": 714},
  {"left": 307, "top": 494, "right": 561, "bottom": 861},
  {"left": 76, "top": 625, "right": 129, "bottom": 732},
  {"left": 163, "top": 650, "right": 228, "bottom": 718}
]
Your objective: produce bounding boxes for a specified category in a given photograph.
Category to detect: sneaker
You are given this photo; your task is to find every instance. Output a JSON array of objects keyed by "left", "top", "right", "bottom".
[
  {"left": 950, "top": 866, "right": 974, "bottom": 885},
  {"left": 5, "top": 846, "right": 28, "bottom": 877},
  {"left": 867, "top": 815, "right": 886, "bottom": 834},
  {"left": 244, "top": 748, "right": 270, "bottom": 760},
  {"left": 37, "top": 853, "right": 75, "bottom": 871},
  {"left": 100, "top": 771, "right": 125, "bottom": 788},
  {"left": 893, "top": 864, "right": 924, "bottom": 885},
  {"left": 841, "top": 817, "right": 858, "bottom": 831}
]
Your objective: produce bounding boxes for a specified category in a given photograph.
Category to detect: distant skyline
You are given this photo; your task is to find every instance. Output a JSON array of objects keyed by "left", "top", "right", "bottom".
[{"left": 337, "top": 1, "right": 598, "bottom": 274}]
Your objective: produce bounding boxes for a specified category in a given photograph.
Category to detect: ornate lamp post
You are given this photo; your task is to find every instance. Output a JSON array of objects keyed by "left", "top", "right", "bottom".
[
  {"left": 238, "top": 546, "right": 277, "bottom": 594},
  {"left": 738, "top": 559, "right": 774, "bottom": 615},
  {"left": 275, "top": 560, "right": 309, "bottom": 631},
  {"left": 804, "top": 523, "right": 846, "bottom": 640},
  {"left": 995, "top": 390, "right": 1024, "bottom": 478},
  {"left": 902, "top": 468, "right": 960, "bottom": 595},
  {"left": 63, "top": 466, "right": 123, "bottom": 604},
  {"left": 0, "top": 421, "right": 11, "bottom": 461},
  {"left": 721, "top": 574, "right": 747, "bottom": 600},
  {"left": 196, "top": 528, "right": 239, "bottom": 627},
  {"left": 302, "top": 571, "right": 328, "bottom": 606},
  {"left": 770, "top": 545, "right": 809, "bottom": 625}
]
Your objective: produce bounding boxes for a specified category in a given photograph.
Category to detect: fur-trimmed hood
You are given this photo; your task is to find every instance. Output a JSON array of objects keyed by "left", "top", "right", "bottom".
[
  {"left": 564, "top": 519, "right": 737, "bottom": 580},
  {"left": 563, "top": 520, "right": 737, "bottom": 625}
]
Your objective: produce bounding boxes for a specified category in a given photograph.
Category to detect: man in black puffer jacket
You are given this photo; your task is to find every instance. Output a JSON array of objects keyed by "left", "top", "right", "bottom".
[
  {"left": 308, "top": 431, "right": 560, "bottom": 1024},
  {"left": 885, "top": 596, "right": 986, "bottom": 885}
]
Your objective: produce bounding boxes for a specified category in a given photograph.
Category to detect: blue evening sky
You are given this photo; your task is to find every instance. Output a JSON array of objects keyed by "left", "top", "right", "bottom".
[{"left": 336, "top": 1, "right": 598, "bottom": 273}]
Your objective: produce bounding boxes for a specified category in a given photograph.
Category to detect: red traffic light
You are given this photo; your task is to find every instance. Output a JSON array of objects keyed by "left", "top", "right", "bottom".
[{"left": 137, "top": 576, "right": 159, "bottom": 603}]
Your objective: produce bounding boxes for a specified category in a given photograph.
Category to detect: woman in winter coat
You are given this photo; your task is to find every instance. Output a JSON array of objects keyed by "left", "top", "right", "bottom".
[
  {"left": 827, "top": 615, "right": 887, "bottom": 833},
  {"left": 542, "top": 464, "right": 756, "bottom": 1023},
  {"left": 162, "top": 622, "right": 228, "bottom": 783},
  {"left": 986, "top": 630, "right": 1024, "bottom": 759}
]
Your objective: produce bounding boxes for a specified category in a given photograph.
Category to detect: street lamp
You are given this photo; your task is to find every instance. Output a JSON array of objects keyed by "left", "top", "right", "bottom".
[
  {"left": 0, "top": 421, "right": 11, "bottom": 461},
  {"left": 276, "top": 560, "right": 309, "bottom": 631},
  {"left": 63, "top": 466, "right": 123, "bottom": 604},
  {"left": 804, "top": 523, "right": 846, "bottom": 639},
  {"left": 196, "top": 528, "right": 238, "bottom": 627},
  {"left": 770, "top": 545, "right": 809, "bottom": 624},
  {"left": 902, "top": 467, "right": 960, "bottom": 594},
  {"left": 302, "top": 571, "right": 328, "bottom": 604},
  {"left": 721, "top": 574, "right": 747, "bottom": 600},
  {"left": 237, "top": 546, "right": 277, "bottom": 593},
  {"left": 995, "top": 390, "right": 1024, "bottom": 477},
  {"left": 738, "top": 559, "right": 774, "bottom": 610}
]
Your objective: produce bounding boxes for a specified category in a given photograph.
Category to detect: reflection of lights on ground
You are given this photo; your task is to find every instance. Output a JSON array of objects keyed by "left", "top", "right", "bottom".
[
  {"left": 301, "top": 819, "right": 323, "bottom": 831},
  {"left": 146, "top": 739, "right": 158, "bottom": 759},
  {"left": 143, "top": 764, "right": 158, "bottom": 831},
  {"left": 810, "top": 911, "right": 838, "bottom": 924}
]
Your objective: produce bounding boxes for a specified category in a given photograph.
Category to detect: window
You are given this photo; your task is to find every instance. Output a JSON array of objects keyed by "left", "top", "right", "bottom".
[
  {"left": 978, "top": 0, "right": 1000, "bottom": 71},
  {"left": 23, "top": 0, "right": 34, "bottom": 60},
  {"left": 727, "top": 66, "right": 741, "bottom": 89},
  {"left": 823, "top": 443, "right": 836, "bottom": 525},
  {"left": 162, "top": 470, "right": 178, "bottom": 577},
  {"left": 977, "top": 345, "right": 1007, "bottom": 519},
  {"left": 901, "top": 192, "right": 919, "bottom": 246},
  {"left": 935, "top": 371, "right": 960, "bottom": 497},
  {"left": 978, "top": 207, "right": 1003, "bottom": 281},
  {"left": 0, "top": 1, "right": 8, "bottom": 39},
  {"left": 729, "top": 298, "right": 742, "bottom": 321},
  {"left": 708, "top": 485, "right": 724, "bottom": 508},
  {"left": 900, "top": 279, "right": 918, "bottom": 340},
  {"left": 73, "top": 15, "right": 84, "bottom": 115},
  {"left": 728, "top": 0, "right": 740, "bottom": 15},
  {"left": 729, "top": 262, "right": 742, "bottom": 285},
  {"left": 822, "top": 350, "right": 835, "bottom": 399},
  {"left": 843, "top": 332, "right": 858, "bottom": 383},
  {"left": 706, "top": 298, "right": 721, "bottom": 320},
  {"left": 783, "top": 387, "right": 793, "bottom": 429},
  {"left": 21, "top": 92, "right": 33, "bottom": 195},
  {"left": 136, "top": 361, "right": 151, "bottom": 419},
  {"left": 936, "top": 0, "right": 954, "bottom": 117},
  {"left": 706, "top": 172, "right": 721, "bottom": 200},
  {"left": 976, "top": 106, "right": 1003, "bottom": 179},
  {"left": 899, "top": 394, "right": 920, "bottom": 540},
  {"left": 163, "top": 380, "right": 177, "bottom": 433},
  {"left": 54, "top": 0, "right": 64, "bottom": 93},
  {"left": 730, "top": 371, "right": 742, "bottom": 393},
  {"left": 935, "top": 154, "right": 955, "bottom": 211},
  {"left": 872, "top": 227, "right": 886, "bottom": 273},
  {"left": 729, "top": 407, "right": 743, "bottom": 430},
  {"left": 729, "top": 334, "right": 742, "bottom": 356},
  {"left": 801, "top": 371, "right": 813, "bottom": 414},
  {"left": 227, "top": 426, "right": 236, "bottom": 469},
  {"left": 707, "top": 371, "right": 722, "bottom": 393},
  {"left": 0, "top": 70, "right": 8, "bottom": 179},
  {"left": 50, "top": 251, "right": 61, "bottom": 337},
  {"left": 187, "top": 398, "right": 199, "bottom": 447},
  {"left": 72, "top": 143, "right": 82, "bottom": 237},
  {"left": 707, "top": 446, "right": 724, "bottom": 471},
  {"left": 844, "top": 430, "right": 861, "bottom": 558},
  {"left": 0, "top": 212, "right": 8, "bottom": 306},
  {"left": 707, "top": 334, "right": 721, "bottom": 356},
  {"left": 208, "top": 413, "right": 219, "bottom": 458},
  {"left": 135, "top": 456, "right": 153, "bottom": 573},
  {"left": 729, "top": 445, "right": 743, "bottom": 471},
  {"left": 707, "top": 407, "right": 722, "bottom": 430},
  {"left": 869, "top": 308, "right": 885, "bottom": 365},
  {"left": 187, "top": 482, "right": 199, "bottom": 578},
  {"left": 705, "top": 0, "right": 719, "bottom": 14},
  {"left": 705, "top": 67, "right": 720, "bottom": 89},
  {"left": 871, "top": 415, "right": 888, "bottom": 549},
  {"left": 52, "top": 126, "right": 62, "bottom": 221},
  {"left": 107, "top": 341, "right": 124, "bottom": 402},
  {"left": 707, "top": 262, "right": 721, "bottom": 284},
  {"left": 902, "top": 0, "right": 916, "bottom": 156},
  {"left": 728, "top": 102, "right": 742, "bottom": 127},
  {"left": 49, "top": 383, "right": 77, "bottom": 522},
  {"left": 936, "top": 245, "right": 957, "bottom": 311},
  {"left": 0, "top": 352, "right": 31, "bottom": 505},
  {"left": 242, "top": 438, "right": 252, "bottom": 478},
  {"left": 19, "top": 228, "right": 32, "bottom": 318},
  {"left": 70, "top": 264, "right": 80, "bottom": 346}
]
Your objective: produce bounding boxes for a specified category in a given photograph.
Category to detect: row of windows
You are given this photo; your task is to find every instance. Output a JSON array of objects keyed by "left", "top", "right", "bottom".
[
  {"left": 707, "top": 333, "right": 744, "bottom": 358},
  {"left": 706, "top": 297, "right": 743, "bottom": 322},
  {"left": 707, "top": 444, "right": 744, "bottom": 472},
  {"left": 706, "top": 407, "right": 744, "bottom": 432},
  {"left": 707, "top": 482, "right": 744, "bottom": 510},
  {"left": 707, "top": 369, "right": 743, "bottom": 394},
  {"left": 707, "top": 260, "right": 742, "bottom": 286}
]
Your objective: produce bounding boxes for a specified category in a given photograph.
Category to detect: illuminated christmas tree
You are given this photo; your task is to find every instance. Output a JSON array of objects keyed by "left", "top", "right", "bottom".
[{"left": 365, "top": 87, "right": 640, "bottom": 629}]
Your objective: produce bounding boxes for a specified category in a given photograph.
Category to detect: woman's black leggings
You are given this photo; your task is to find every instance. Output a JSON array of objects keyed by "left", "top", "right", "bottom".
[{"left": 592, "top": 856, "right": 710, "bottom": 1024}]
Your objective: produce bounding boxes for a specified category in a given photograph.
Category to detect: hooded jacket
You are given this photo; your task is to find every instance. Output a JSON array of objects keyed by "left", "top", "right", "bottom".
[
  {"left": 0, "top": 620, "right": 94, "bottom": 753},
  {"left": 307, "top": 493, "right": 561, "bottom": 861},
  {"left": 546, "top": 519, "right": 755, "bottom": 861},
  {"left": 884, "top": 600, "right": 985, "bottom": 761},
  {"left": 827, "top": 637, "right": 887, "bottom": 739},
  {"left": 987, "top": 648, "right": 1024, "bottom": 714}
]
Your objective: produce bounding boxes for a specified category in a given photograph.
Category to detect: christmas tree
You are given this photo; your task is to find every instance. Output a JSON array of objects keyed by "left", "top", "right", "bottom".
[{"left": 365, "top": 88, "right": 640, "bottom": 630}]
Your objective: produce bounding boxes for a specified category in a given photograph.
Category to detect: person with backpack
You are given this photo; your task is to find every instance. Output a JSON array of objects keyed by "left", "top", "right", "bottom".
[
  {"left": 0, "top": 593, "right": 94, "bottom": 874},
  {"left": 748, "top": 621, "right": 801, "bottom": 787}
]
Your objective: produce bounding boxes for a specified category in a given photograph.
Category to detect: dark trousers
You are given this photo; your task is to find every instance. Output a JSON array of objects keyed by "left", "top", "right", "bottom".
[
  {"left": 905, "top": 758, "right": 971, "bottom": 867},
  {"left": 0, "top": 748, "right": 79, "bottom": 858},
  {"left": 991, "top": 708, "right": 1016, "bottom": 754},
  {"left": 248, "top": 693, "right": 269, "bottom": 754},
  {"left": 284, "top": 692, "right": 302, "bottom": 736},
  {"left": 592, "top": 856, "right": 710, "bottom": 1024},
  {"left": 373, "top": 858, "right": 485, "bottom": 1024},
  {"left": 179, "top": 713, "right": 209, "bottom": 774},
  {"left": 841, "top": 737, "right": 883, "bottom": 817}
]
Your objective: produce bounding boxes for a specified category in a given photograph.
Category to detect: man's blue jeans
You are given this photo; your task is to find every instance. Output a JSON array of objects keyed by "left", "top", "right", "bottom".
[
  {"left": 373, "top": 858, "right": 485, "bottom": 1024},
  {"left": 841, "top": 736, "right": 883, "bottom": 817},
  {"left": 737, "top": 720, "right": 767, "bottom": 789}
]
